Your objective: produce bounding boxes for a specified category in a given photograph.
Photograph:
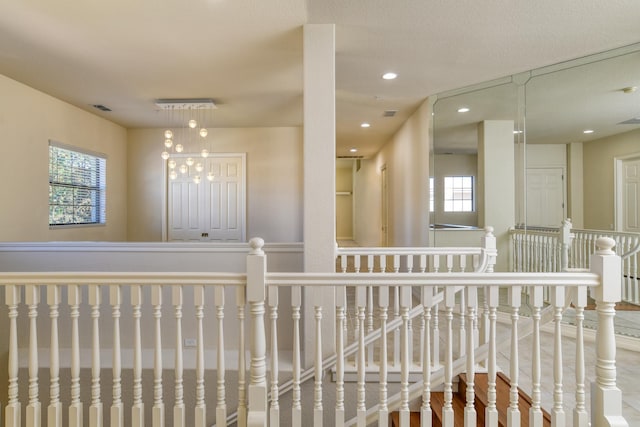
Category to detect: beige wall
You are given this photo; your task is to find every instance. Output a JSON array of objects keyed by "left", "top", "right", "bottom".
[
  {"left": 0, "top": 74, "right": 128, "bottom": 242},
  {"left": 355, "top": 98, "right": 432, "bottom": 247},
  {"left": 583, "top": 128, "right": 640, "bottom": 230},
  {"left": 336, "top": 162, "right": 354, "bottom": 240},
  {"left": 127, "top": 127, "right": 303, "bottom": 243},
  {"left": 353, "top": 159, "right": 382, "bottom": 246}
]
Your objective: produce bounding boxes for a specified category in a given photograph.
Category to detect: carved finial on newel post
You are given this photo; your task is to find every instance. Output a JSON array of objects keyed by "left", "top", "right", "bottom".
[{"left": 590, "top": 237, "right": 629, "bottom": 427}]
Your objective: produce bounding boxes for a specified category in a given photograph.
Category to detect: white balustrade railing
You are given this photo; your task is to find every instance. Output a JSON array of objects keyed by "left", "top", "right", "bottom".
[
  {"left": 335, "top": 227, "right": 497, "bottom": 377},
  {"left": 510, "top": 219, "right": 640, "bottom": 305},
  {"left": 1, "top": 237, "right": 630, "bottom": 427}
]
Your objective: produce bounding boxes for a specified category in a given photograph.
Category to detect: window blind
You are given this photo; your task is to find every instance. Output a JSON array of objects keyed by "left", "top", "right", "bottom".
[{"left": 49, "top": 142, "right": 107, "bottom": 226}]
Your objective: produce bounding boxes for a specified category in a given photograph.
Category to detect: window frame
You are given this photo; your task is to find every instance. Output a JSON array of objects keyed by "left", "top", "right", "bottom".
[{"left": 48, "top": 141, "right": 107, "bottom": 228}]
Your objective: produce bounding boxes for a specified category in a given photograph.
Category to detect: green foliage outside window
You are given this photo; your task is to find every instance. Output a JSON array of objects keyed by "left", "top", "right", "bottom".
[{"left": 49, "top": 143, "right": 106, "bottom": 226}]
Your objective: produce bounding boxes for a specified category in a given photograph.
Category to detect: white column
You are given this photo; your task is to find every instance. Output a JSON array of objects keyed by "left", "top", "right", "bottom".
[
  {"left": 477, "top": 120, "right": 515, "bottom": 272},
  {"left": 303, "top": 23, "right": 336, "bottom": 366}
]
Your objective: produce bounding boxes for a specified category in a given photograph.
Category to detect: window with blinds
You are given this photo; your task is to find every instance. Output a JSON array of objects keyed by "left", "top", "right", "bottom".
[{"left": 49, "top": 142, "right": 106, "bottom": 226}]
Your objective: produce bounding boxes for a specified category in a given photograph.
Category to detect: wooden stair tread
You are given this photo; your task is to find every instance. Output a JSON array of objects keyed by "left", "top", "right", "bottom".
[
  {"left": 390, "top": 373, "right": 551, "bottom": 426},
  {"left": 460, "top": 372, "right": 551, "bottom": 427},
  {"left": 431, "top": 391, "right": 484, "bottom": 427},
  {"left": 389, "top": 410, "right": 421, "bottom": 427}
]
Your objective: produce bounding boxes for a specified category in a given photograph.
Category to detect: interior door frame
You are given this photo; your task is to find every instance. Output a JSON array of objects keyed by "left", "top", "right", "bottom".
[
  {"left": 614, "top": 152, "right": 640, "bottom": 232},
  {"left": 162, "top": 152, "right": 247, "bottom": 242}
]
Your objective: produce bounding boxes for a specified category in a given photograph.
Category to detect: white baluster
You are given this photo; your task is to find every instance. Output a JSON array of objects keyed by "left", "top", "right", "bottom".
[
  {"left": 68, "top": 285, "right": 83, "bottom": 427},
  {"left": 419, "top": 254, "right": 427, "bottom": 273},
  {"left": 507, "top": 286, "right": 521, "bottom": 427},
  {"left": 291, "top": 286, "right": 302, "bottom": 427},
  {"left": 393, "top": 284, "right": 400, "bottom": 367},
  {"left": 216, "top": 286, "right": 227, "bottom": 426},
  {"left": 529, "top": 286, "right": 544, "bottom": 427},
  {"left": 152, "top": 286, "right": 165, "bottom": 427},
  {"left": 442, "top": 287, "right": 454, "bottom": 427},
  {"left": 458, "top": 290, "right": 466, "bottom": 358},
  {"left": 336, "top": 286, "right": 346, "bottom": 427},
  {"left": 432, "top": 303, "right": 440, "bottom": 368},
  {"left": 400, "top": 286, "right": 411, "bottom": 426},
  {"left": 367, "top": 285, "right": 374, "bottom": 366},
  {"left": 26, "top": 285, "right": 41, "bottom": 427},
  {"left": 48, "top": 285, "right": 62, "bottom": 427},
  {"left": 485, "top": 286, "right": 499, "bottom": 427},
  {"left": 110, "top": 285, "right": 123, "bottom": 427},
  {"left": 340, "top": 254, "right": 347, "bottom": 273},
  {"left": 573, "top": 286, "right": 588, "bottom": 427},
  {"left": 551, "top": 286, "right": 565, "bottom": 427},
  {"left": 268, "top": 285, "right": 279, "bottom": 427},
  {"left": 237, "top": 287, "right": 247, "bottom": 427},
  {"left": 194, "top": 285, "right": 206, "bottom": 427},
  {"left": 421, "top": 287, "right": 433, "bottom": 427},
  {"left": 89, "top": 285, "right": 103, "bottom": 427},
  {"left": 5, "top": 285, "right": 21, "bottom": 427},
  {"left": 378, "top": 285, "right": 389, "bottom": 427},
  {"left": 464, "top": 287, "right": 476, "bottom": 427},
  {"left": 356, "top": 287, "right": 366, "bottom": 427},
  {"left": 173, "top": 286, "right": 185, "bottom": 427},
  {"left": 131, "top": 285, "right": 144, "bottom": 427},
  {"left": 314, "top": 301, "right": 323, "bottom": 427}
]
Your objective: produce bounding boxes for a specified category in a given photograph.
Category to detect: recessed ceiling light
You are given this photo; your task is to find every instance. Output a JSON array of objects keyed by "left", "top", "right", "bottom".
[
  {"left": 457, "top": 107, "right": 470, "bottom": 113},
  {"left": 361, "top": 123, "right": 371, "bottom": 128},
  {"left": 513, "top": 130, "right": 523, "bottom": 134},
  {"left": 350, "top": 148, "right": 358, "bottom": 153},
  {"left": 583, "top": 129, "right": 594, "bottom": 134},
  {"left": 382, "top": 72, "right": 397, "bottom": 80}
]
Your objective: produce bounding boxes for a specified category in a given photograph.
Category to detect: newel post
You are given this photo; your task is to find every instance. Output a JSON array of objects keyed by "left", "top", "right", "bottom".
[
  {"left": 246, "top": 237, "right": 268, "bottom": 427},
  {"left": 560, "top": 218, "right": 573, "bottom": 271},
  {"left": 589, "top": 237, "right": 629, "bottom": 427}
]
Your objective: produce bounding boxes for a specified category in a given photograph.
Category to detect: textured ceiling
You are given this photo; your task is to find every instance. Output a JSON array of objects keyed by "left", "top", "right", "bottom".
[{"left": 1, "top": 0, "right": 640, "bottom": 158}]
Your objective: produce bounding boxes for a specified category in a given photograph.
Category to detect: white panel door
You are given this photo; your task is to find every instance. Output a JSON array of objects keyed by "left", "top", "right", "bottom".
[
  {"left": 168, "top": 169, "right": 204, "bottom": 241},
  {"left": 204, "top": 156, "right": 244, "bottom": 242},
  {"left": 622, "top": 158, "right": 640, "bottom": 232},
  {"left": 168, "top": 154, "right": 245, "bottom": 242},
  {"left": 526, "top": 168, "right": 565, "bottom": 227}
]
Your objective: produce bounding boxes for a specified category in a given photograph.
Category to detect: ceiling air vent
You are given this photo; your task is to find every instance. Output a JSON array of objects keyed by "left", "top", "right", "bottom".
[
  {"left": 337, "top": 155, "right": 364, "bottom": 159},
  {"left": 92, "top": 104, "right": 112, "bottom": 112},
  {"left": 383, "top": 110, "right": 398, "bottom": 117},
  {"left": 618, "top": 117, "right": 640, "bottom": 125}
]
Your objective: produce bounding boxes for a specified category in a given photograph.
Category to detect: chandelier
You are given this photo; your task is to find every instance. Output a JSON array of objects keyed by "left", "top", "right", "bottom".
[{"left": 156, "top": 98, "right": 216, "bottom": 184}]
